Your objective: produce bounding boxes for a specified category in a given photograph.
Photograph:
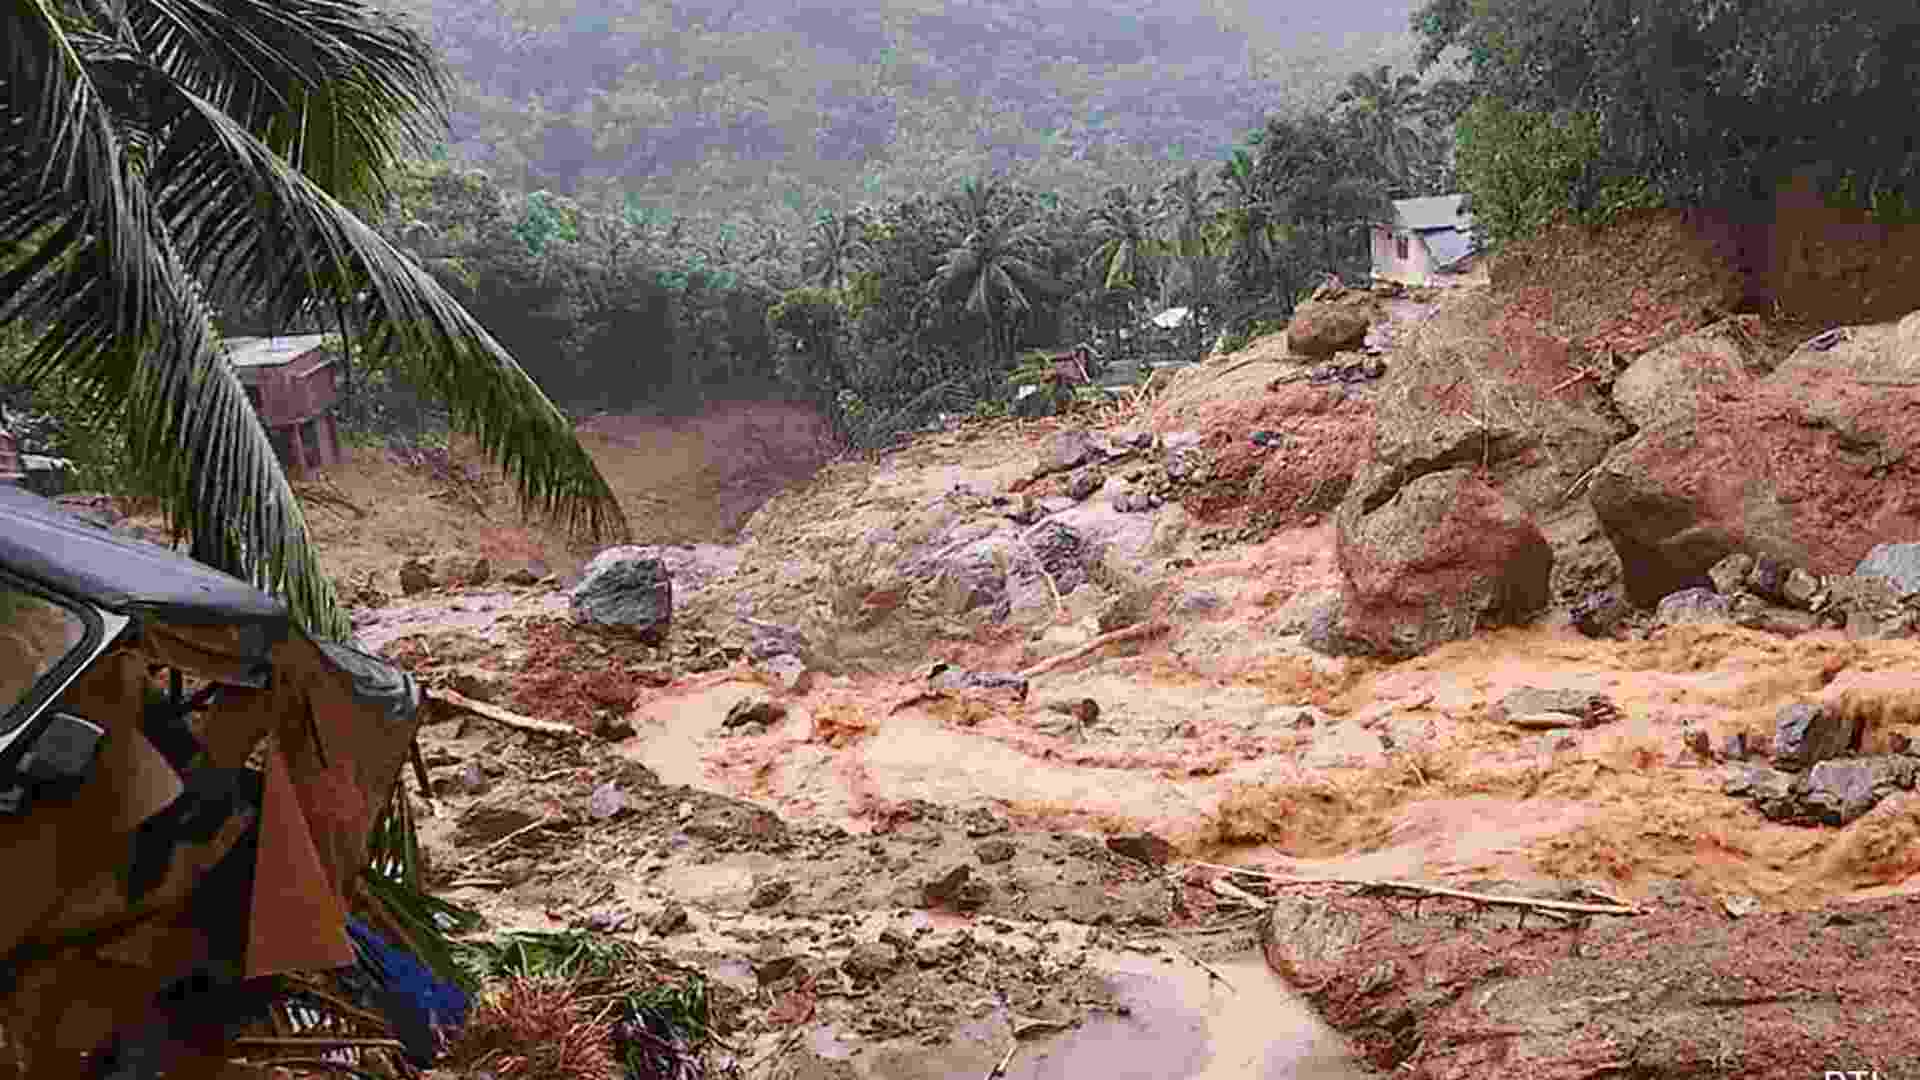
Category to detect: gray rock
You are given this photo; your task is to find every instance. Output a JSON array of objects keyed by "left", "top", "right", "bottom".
[
  {"left": 759, "top": 653, "right": 811, "bottom": 692},
  {"left": 1723, "top": 765, "right": 1796, "bottom": 802},
  {"left": 1041, "top": 429, "right": 1100, "bottom": 474},
  {"left": 842, "top": 941, "right": 901, "bottom": 982},
  {"left": 1569, "top": 590, "right": 1630, "bottom": 639},
  {"left": 588, "top": 782, "right": 628, "bottom": 821},
  {"left": 1655, "top": 587, "right": 1733, "bottom": 626},
  {"left": 1066, "top": 469, "right": 1103, "bottom": 501},
  {"left": 1111, "top": 429, "right": 1155, "bottom": 450},
  {"left": 1782, "top": 567, "right": 1822, "bottom": 609},
  {"left": 928, "top": 666, "right": 1029, "bottom": 701},
  {"left": 1493, "top": 687, "right": 1605, "bottom": 726},
  {"left": 740, "top": 617, "right": 807, "bottom": 661},
  {"left": 1707, "top": 553, "right": 1754, "bottom": 596},
  {"left": 1730, "top": 595, "right": 1823, "bottom": 637},
  {"left": 1774, "top": 702, "right": 1857, "bottom": 772},
  {"left": 571, "top": 548, "right": 672, "bottom": 641},
  {"left": 724, "top": 698, "right": 787, "bottom": 729},
  {"left": 1746, "top": 554, "right": 1792, "bottom": 603},
  {"left": 1854, "top": 542, "right": 1920, "bottom": 597},
  {"left": 1797, "top": 757, "right": 1920, "bottom": 826}
]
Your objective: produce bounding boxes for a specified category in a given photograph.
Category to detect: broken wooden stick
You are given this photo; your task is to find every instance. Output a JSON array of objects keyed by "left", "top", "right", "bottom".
[
  {"left": 431, "top": 688, "right": 584, "bottom": 738},
  {"left": 1018, "top": 621, "right": 1169, "bottom": 679},
  {"left": 1550, "top": 369, "right": 1594, "bottom": 393},
  {"left": 1182, "top": 861, "right": 1641, "bottom": 916}
]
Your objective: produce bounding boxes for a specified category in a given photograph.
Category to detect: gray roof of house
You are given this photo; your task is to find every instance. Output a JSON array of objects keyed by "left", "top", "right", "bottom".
[
  {"left": 226, "top": 334, "right": 334, "bottom": 369},
  {"left": 1393, "top": 195, "right": 1470, "bottom": 232},
  {"left": 1424, "top": 227, "right": 1478, "bottom": 270}
]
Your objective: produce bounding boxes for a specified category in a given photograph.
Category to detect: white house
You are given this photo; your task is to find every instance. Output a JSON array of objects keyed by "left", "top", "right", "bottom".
[{"left": 1371, "top": 195, "right": 1479, "bottom": 287}]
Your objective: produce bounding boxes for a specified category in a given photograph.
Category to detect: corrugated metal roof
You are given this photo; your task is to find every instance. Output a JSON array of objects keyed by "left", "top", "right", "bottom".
[
  {"left": 1393, "top": 194, "right": 1469, "bottom": 232},
  {"left": 226, "top": 334, "right": 334, "bottom": 369},
  {"left": 1424, "top": 227, "right": 1478, "bottom": 270}
]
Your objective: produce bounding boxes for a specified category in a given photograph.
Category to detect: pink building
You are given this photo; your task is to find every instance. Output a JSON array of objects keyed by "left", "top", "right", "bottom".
[
  {"left": 227, "top": 335, "right": 344, "bottom": 474},
  {"left": 1371, "top": 195, "right": 1479, "bottom": 287}
]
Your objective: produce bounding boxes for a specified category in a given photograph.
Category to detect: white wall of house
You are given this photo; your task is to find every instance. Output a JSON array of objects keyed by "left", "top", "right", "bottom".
[{"left": 1371, "top": 225, "right": 1436, "bottom": 285}]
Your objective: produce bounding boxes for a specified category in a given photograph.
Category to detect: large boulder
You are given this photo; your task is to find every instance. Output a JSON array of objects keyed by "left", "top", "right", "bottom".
[
  {"left": 1611, "top": 316, "right": 1769, "bottom": 429},
  {"left": 570, "top": 547, "right": 673, "bottom": 640},
  {"left": 1311, "top": 469, "right": 1553, "bottom": 658},
  {"left": 1339, "top": 292, "right": 1623, "bottom": 603},
  {"left": 1286, "top": 294, "right": 1377, "bottom": 358},
  {"left": 1589, "top": 369, "right": 1920, "bottom": 607},
  {"left": 1771, "top": 309, "right": 1920, "bottom": 383}
]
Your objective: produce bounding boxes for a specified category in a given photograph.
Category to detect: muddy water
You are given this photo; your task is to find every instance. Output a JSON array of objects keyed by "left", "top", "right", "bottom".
[{"left": 789, "top": 950, "right": 1367, "bottom": 1080}]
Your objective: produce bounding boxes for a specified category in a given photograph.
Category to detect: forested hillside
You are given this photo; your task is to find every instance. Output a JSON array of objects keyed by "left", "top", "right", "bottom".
[{"left": 382, "top": 0, "right": 1421, "bottom": 222}]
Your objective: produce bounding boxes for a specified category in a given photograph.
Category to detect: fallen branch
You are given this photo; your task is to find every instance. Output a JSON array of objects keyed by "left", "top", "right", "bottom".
[
  {"left": 234, "top": 1036, "right": 407, "bottom": 1052},
  {"left": 470, "top": 815, "right": 555, "bottom": 859},
  {"left": 432, "top": 688, "right": 584, "bottom": 739},
  {"left": 1550, "top": 369, "right": 1594, "bottom": 393},
  {"left": 1181, "top": 861, "right": 1641, "bottom": 916},
  {"left": 1018, "top": 621, "right": 1169, "bottom": 679}
]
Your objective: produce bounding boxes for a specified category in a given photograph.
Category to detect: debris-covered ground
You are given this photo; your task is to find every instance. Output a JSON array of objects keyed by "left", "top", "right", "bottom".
[{"left": 256, "top": 218, "right": 1920, "bottom": 1077}]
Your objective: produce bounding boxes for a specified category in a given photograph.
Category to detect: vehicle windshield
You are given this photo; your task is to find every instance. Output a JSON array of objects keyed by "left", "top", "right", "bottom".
[{"left": 0, "top": 581, "right": 89, "bottom": 735}]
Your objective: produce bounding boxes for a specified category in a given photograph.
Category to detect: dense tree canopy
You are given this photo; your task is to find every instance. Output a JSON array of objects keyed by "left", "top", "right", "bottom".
[{"left": 1413, "top": 0, "right": 1920, "bottom": 207}]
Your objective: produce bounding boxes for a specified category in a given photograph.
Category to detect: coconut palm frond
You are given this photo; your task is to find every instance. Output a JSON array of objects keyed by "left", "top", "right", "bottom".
[{"left": 0, "top": 0, "right": 626, "bottom": 639}]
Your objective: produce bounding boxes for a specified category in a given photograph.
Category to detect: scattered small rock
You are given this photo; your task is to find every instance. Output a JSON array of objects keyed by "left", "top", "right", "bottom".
[
  {"left": 725, "top": 698, "right": 788, "bottom": 730},
  {"left": 1655, "top": 587, "right": 1733, "bottom": 626},
  {"left": 750, "top": 879, "right": 794, "bottom": 909},
  {"left": 1040, "top": 429, "right": 1100, "bottom": 475},
  {"left": 1569, "top": 590, "right": 1629, "bottom": 638},
  {"left": 927, "top": 665, "right": 1029, "bottom": 702},
  {"left": 759, "top": 653, "right": 812, "bottom": 692},
  {"left": 1104, "top": 833, "right": 1175, "bottom": 867},
  {"left": 502, "top": 562, "right": 547, "bottom": 587},
  {"left": 975, "top": 839, "right": 1017, "bottom": 865},
  {"left": 588, "top": 782, "right": 628, "bottom": 821},
  {"left": 842, "top": 941, "right": 901, "bottom": 983},
  {"left": 648, "top": 902, "right": 691, "bottom": 937},
  {"left": 593, "top": 712, "right": 637, "bottom": 741},
  {"left": 398, "top": 556, "right": 435, "bottom": 596},
  {"left": 1066, "top": 470, "right": 1104, "bottom": 501},
  {"left": 922, "top": 865, "right": 992, "bottom": 912},
  {"left": 1774, "top": 702, "right": 1858, "bottom": 772}
]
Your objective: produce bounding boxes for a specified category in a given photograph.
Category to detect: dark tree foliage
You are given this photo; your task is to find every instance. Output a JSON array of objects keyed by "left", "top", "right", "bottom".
[{"left": 1413, "top": 0, "right": 1920, "bottom": 207}]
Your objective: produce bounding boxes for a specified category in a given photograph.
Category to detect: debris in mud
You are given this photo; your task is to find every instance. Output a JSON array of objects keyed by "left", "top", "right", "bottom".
[
  {"left": 588, "top": 782, "right": 628, "bottom": 821},
  {"left": 749, "top": 878, "right": 793, "bottom": 909},
  {"left": 399, "top": 555, "right": 435, "bottom": 595}
]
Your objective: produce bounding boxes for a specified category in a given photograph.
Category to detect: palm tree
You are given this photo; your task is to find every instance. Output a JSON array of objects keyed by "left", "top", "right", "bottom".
[
  {"left": 1334, "top": 64, "right": 1438, "bottom": 192},
  {"left": 802, "top": 209, "right": 871, "bottom": 291},
  {"left": 928, "top": 179, "right": 1054, "bottom": 375},
  {"left": 2, "top": 0, "right": 625, "bottom": 640},
  {"left": 1212, "top": 148, "right": 1280, "bottom": 294},
  {"left": 1084, "top": 185, "right": 1155, "bottom": 293},
  {"left": 1154, "top": 167, "right": 1219, "bottom": 358}
]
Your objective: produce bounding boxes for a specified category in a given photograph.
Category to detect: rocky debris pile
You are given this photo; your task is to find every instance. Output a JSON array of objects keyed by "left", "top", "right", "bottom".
[
  {"left": 1650, "top": 543, "right": 1920, "bottom": 639},
  {"left": 1307, "top": 470, "right": 1553, "bottom": 659},
  {"left": 1722, "top": 700, "right": 1920, "bottom": 826}
]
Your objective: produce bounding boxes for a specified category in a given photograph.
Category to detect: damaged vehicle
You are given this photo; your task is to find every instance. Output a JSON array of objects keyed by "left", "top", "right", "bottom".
[{"left": 0, "top": 484, "right": 434, "bottom": 1078}]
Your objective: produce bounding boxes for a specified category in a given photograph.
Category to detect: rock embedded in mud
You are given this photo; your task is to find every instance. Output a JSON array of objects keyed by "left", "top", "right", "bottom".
[
  {"left": 928, "top": 666, "right": 1029, "bottom": 702},
  {"left": 1569, "top": 589, "right": 1630, "bottom": 639},
  {"left": 841, "top": 941, "right": 901, "bottom": 983},
  {"left": 1492, "top": 687, "right": 1616, "bottom": 728},
  {"left": 922, "top": 864, "right": 992, "bottom": 912},
  {"left": 648, "top": 902, "right": 691, "bottom": 937},
  {"left": 1286, "top": 294, "right": 1375, "bottom": 358},
  {"left": 570, "top": 548, "right": 672, "bottom": 642},
  {"left": 1040, "top": 429, "right": 1101, "bottom": 475},
  {"left": 682, "top": 796, "right": 788, "bottom": 846},
  {"left": 749, "top": 879, "right": 793, "bottom": 909},
  {"left": 725, "top": 698, "right": 787, "bottom": 730},
  {"left": 1065, "top": 469, "right": 1104, "bottom": 501},
  {"left": 759, "top": 653, "right": 811, "bottom": 692},
  {"left": 1773, "top": 702, "right": 1858, "bottom": 772},
  {"left": 502, "top": 562, "right": 546, "bottom": 587},
  {"left": 1797, "top": 757, "right": 1919, "bottom": 826},
  {"left": 398, "top": 556, "right": 435, "bottom": 596},
  {"left": 975, "top": 839, "right": 1016, "bottom": 865},
  {"left": 1654, "top": 587, "right": 1733, "bottom": 626},
  {"left": 1104, "top": 833, "right": 1175, "bottom": 867},
  {"left": 453, "top": 801, "right": 543, "bottom": 847}
]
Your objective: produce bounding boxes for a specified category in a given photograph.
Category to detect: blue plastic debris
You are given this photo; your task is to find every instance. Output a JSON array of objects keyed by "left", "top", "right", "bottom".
[{"left": 347, "top": 917, "right": 470, "bottom": 1063}]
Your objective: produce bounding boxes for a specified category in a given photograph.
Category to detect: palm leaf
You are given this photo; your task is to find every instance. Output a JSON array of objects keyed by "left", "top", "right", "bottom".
[{"left": 1, "top": 0, "right": 627, "bottom": 639}]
